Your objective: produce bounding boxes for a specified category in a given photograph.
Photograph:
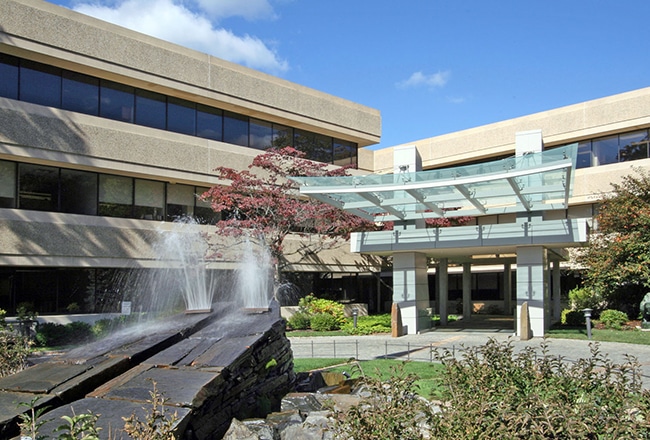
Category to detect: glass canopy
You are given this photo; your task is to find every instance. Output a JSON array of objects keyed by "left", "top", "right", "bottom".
[{"left": 292, "top": 143, "right": 578, "bottom": 222}]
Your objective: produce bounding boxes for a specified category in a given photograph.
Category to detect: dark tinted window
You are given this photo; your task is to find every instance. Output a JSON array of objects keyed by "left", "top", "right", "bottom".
[
  {"left": 20, "top": 60, "right": 61, "bottom": 107},
  {"left": 135, "top": 89, "right": 166, "bottom": 129},
  {"left": 197, "top": 104, "right": 222, "bottom": 140},
  {"left": 62, "top": 71, "right": 99, "bottom": 115},
  {"left": 619, "top": 130, "right": 649, "bottom": 162},
  {"left": 272, "top": 124, "right": 293, "bottom": 149},
  {"left": 576, "top": 141, "right": 592, "bottom": 169},
  {"left": 295, "top": 129, "right": 333, "bottom": 163},
  {"left": 18, "top": 163, "right": 59, "bottom": 211},
  {"left": 99, "top": 174, "right": 133, "bottom": 217},
  {"left": 167, "top": 97, "right": 196, "bottom": 135},
  {"left": 223, "top": 111, "right": 249, "bottom": 146},
  {"left": 61, "top": 169, "right": 97, "bottom": 215},
  {"left": 250, "top": 119, "right": 273, "bottom": 150},
  {"left": 0, "top": 54, "right": 19, "bottom": 100},
  {"left": 100, "top": 80, "right": 134, "bottom": 123},
  {"left": 334, "top": 139, "right": 357, "bottom": 166}
]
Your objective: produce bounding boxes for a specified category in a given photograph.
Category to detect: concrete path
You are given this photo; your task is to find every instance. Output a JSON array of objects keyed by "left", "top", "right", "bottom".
[{"left": 289, "top": 329, "right": 650, "bottom": 387}]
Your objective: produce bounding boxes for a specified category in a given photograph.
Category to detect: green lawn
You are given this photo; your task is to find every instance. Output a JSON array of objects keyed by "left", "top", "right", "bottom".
[
  {"left": 293, "top": 357, "right": 445, "bottom": 398},
  {"left": 547, "top": 327, "right": 650, "bottom": 345}
]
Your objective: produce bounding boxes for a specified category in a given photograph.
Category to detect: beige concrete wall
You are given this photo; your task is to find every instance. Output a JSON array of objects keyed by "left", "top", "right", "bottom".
[
  {"left": 363, "top": 87, "right": 650, "bottom": 174},
  {"left": 1, "top": 0, "right": 381, "bottom": 147}
]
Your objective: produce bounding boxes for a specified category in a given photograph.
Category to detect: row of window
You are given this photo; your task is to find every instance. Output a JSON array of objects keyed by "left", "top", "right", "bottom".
[
  {"left": 0, "top": 160, "right": 219, "bottom": 224},
  {"left": 0, "top": 53, "right": 358, "bottom": 166},
  {"left": 574, "top": 129, "right": 650, "bottom": 168}
]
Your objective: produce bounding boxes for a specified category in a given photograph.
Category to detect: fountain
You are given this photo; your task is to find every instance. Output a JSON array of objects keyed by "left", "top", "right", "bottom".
[{"left": 0, "top": 222, "right": 293, "bottom": 439}]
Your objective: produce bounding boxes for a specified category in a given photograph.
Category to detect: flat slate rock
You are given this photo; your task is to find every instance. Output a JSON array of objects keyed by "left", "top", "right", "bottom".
[
  {"left": 37, "top": 397, "right": 191, "bottom": 438},
  {"left": 0, "top": 363, "right": 89, "bottom": 393}
]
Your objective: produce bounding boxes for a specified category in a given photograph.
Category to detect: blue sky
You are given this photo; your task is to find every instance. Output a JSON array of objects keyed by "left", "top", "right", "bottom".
[{"left": 47, "top": 0, "right": 650, "bottom": 150}]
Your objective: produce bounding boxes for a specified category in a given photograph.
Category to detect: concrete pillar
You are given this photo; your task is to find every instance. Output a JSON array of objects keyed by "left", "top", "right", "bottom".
[
  {"left": 516, "top": 246, "right": 549, "bottom": 337},
  {"left": 503, "top": 262, "right": 512, "bottom": 315},
  {"left": 438, "top": 258, "right": 448, "bottom": 326},
  {"left": 462, "top": 263, "right": 472, "bottom": 319},
  {"left": 552, "top": 260, "right": 561, "bottom": 323},
  {"left": 392, "top": 252, "right": 430, "bottom": 335}
]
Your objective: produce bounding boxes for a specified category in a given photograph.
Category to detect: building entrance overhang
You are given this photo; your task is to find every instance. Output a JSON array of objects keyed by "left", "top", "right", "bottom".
[{"left": 292, "top": 144, "right": 578, "bottom": 222}]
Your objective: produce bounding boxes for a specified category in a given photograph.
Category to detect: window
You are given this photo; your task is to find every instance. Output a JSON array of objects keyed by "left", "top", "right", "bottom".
[
  {"left": 100, "top": 80, "right": 134, "bottom": 123},
  {"left": 0, "top": 54, "right": 19, "bottom": 100},
  {"left": 19, "top": 60, "right": 62, "bottom": 107},
  {"left": 576, "top": 140, "right": 592, "bottom": 169},
  {"left": 194, "top": 186, "right": 219, "bottom": 224},
  {"left": 197, "top": 104, "right": 223, "bottom": 141},
  {"left": 592, "top": 135, "right": 618, "bottom": 166},
  {"left": 18, "top": 163, "right": 59, "bottom": 211},
  {"left": 334, "top": 139, "right": 356, "bottom": 166},
  {"left": 167, "top": 97, "right": 196, "bottom": 136},
  {"left": 62, "top": 71, "right": 99, "bottom": 116},
  {"left": 295, "top": 129, "right": 333, "bottom": 163},
  {"left": 0, "top": 161, "right": 16, "bottom": 208},
  {"left": 166, "top": 183, "right": 195, "bottom": 221},
  {"left": 272, "top": 124, "right": 293, "bottom": 149},
  {"left": 99, "top": 174, "right": 133, "bottom": 217},
  {"left": 223, "top": 111, "right": 249, "bottom": 146},
  {"left": 60, "top": 169, "right": 97, "bottom": 215},
  {"left": 134, "top": 179, "right": 164, "bottom": 220},
  {"left": 135, "top": 89, "right": 166, "bottom": 129},
  {"left": 619, "top": 130, "right": 649, "bottom": 162},
  {"left": 250, "top": 119, "right": 273, "bottom": 150}
]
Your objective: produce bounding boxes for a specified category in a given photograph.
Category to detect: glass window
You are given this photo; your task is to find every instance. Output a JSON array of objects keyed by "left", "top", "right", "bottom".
[
  {"left": 592, "top": 135, "right": 619, "bottom": 166},
  {"left": 100, "top": 80, "right": 134, "bottom": 123},
  {"left": 250, "top": 119, "right": 273, "bottom": 150},
  {"left": 0, "top": 160, "right": 16, "bottom": 208},
  {"left": 223, "top": 111, "right": 249, "bottom": 146},
  {"left": 333, "top": 139, "right": 357, "bottom": 166},
  {"left": 166, "top": 183, "right": 195, "bottom": 221},
  {"left": 272, "top": 124, "right": 293, "bottom": 149},
  {"left": 0, "top": 54, "right": 19, "bottom": 100},
  {"left": 19, "top": 60, "right": 62, "bottom": 107},
  {"left": 194, "top": 186, "right": 220, "bottom": 224},
  {"left": 99, "top": 174, "right": 133, "bottom": 217},
  {"left": 18, "top": 163, "right": 59, "bottom": 211},
  {"left": 619, "top": 130, "right": 649, "bottom": 162},
  {"left": 167, "top": 97, "right": 196, "bottom": 136},
  {"left": 62, "top": 71, "right": 99, "bottom": 116},
  {"left": 135, "top": 89, "right": 166, "bottom": 130},
  {"left": 197, "top": 104, "right": 222, "bottom": 141},
  {"left": 576, "top": 140, "right": 592, "bottom": 169},
  {"left": 134, "top": 179, "right": 164, "bottom": 220},
  {"left": 60, "top": 169, "right": 97, "bottom": 215},
  {"left": 295, "top": 129, "right": 333, "bottom": 163}
]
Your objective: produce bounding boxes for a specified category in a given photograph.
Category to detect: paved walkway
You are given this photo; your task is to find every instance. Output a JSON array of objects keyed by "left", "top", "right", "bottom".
[{"left": 289, "top": 327, "right": 650, "bottom": 387}]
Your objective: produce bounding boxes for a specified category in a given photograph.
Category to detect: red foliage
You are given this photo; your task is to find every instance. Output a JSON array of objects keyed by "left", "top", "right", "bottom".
[{"left": 200, "top": 147, "right": 376, "bottom": 267}]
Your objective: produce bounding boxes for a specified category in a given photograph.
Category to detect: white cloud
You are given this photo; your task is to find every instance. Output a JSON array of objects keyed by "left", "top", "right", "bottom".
[
  {"left": 397, "top": 70, "right": 450, "bottom": 90},
  {"left": 72, "top": 0, "right": 288, "bottom": 74}
]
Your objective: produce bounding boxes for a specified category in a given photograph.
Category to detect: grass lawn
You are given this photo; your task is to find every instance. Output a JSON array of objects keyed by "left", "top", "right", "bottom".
[
  {"left": 547, "top": 327, "right": 650, "bottom": 345},
  {"left": 293, "top": 357, "right": 445, "bottom": 398}
]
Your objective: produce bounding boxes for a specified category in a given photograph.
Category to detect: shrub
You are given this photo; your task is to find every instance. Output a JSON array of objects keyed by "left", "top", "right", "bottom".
[
  {"left": 0, "top": 330, "right": 31, "bottom": 377},
  {"left": 342, "top": 314, "right": 391, "bottom": 335},
  {"left": 599, "top": 309, "right": 629, "bottom": 329},
  {"left": 429, "top": 338, "right": 650, "bottom": 438},
  {"left": 568, "top": 286, "right": 603, "bottom": 314},
  {"left": 35, "top": 321, "right": 94, "bottom": 347},
  {"left": 561, "top": 308, "right": 585, "bottom": 326},
  {"left": 309, "top": 313, "right": 340, "bottom": 331},
  {"left": 299, "top": 294, "right": 346, "bottom": 326},
  {"left": 286, "top": 312, "right": 311, "bottom": 330}
]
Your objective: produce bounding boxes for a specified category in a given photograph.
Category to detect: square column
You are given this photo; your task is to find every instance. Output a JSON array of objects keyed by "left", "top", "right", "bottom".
[
  {"left": 462, "top": 263, "right": 472, "bottom": 319},
  {"left": 516, "top": 246, "right": 549, "bottom": 337},
  {"left": 393, "top": 252, "right": 430, "bottom": 335},
  {"left": 552, "top": 260, "right": 562, "bottom": 323},
  {"left": 438, "top": 258, "right": 448, "bottom": 326}
]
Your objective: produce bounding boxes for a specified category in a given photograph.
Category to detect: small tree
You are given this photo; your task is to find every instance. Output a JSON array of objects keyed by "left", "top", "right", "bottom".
[
  {"left": 201, "top": 147, "right": 378, "bottom": 286},
  {"left": 580, "top": 168, "right": 650, "bottom": 316}
]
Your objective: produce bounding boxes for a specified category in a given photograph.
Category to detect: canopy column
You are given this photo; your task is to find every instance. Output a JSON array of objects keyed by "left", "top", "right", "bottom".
[
  {"left": 516, "top": 246, "right": 550, "bottom": 337},
  {"left": 552, "top": 260, "right": 562, "bottom": 322},
  {"left": 438, "top": 258, "right": 449, "bottom": 326},
  {"left": 503, "top": 262, "right": 512, "bottom": 315},
  {"left": 462, "top": 262, "right": 472, "bottom": 319},
  {"left": 393, "top": 252, "right": 430, "bottom": 334}
]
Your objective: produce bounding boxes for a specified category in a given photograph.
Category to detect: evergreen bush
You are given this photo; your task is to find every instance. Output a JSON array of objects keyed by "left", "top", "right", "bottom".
[
  {"left": 561, "top": 308, "right": 585, "bottom": 326},
  {"left": 286, "top": 312, "right": 311, "bottom": 330},
  {"left": 599, "top": 309, "right": 629, "bottom": 329},
  {"left": 309, "top": 313, "right": 340, "bottom": 331}
]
